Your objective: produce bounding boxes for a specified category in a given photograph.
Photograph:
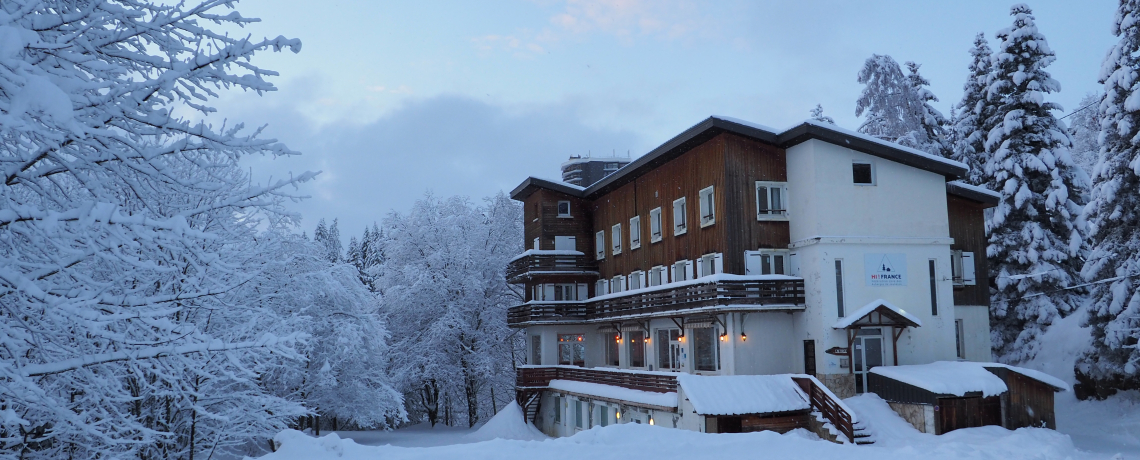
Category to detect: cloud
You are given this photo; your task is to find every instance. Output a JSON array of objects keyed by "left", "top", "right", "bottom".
[
  {"left": 549, "top": 0, "right": 704, "bottom": 39},
  {"left": 225, "top": 88, "right": 643, "bottom": 238}
]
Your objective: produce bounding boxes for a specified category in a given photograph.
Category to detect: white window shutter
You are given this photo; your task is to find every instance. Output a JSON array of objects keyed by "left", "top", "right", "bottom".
[
  {"left": 962, "top": 252, "right": 976, "bottom": 285},
  {"left": 714, "top": 253, "right": 723, "bottom": 275},
  {"left": 577, "top": 284, "right": 588, "bottom": 300},
  {"left": 696, "top": 259, "right": 705, "bottom": 278},
  {"left": 789, "top": 253, "right": 800, "bottom": 277},
  {"left": 544, "top": 284, "right": 556, "bottom": 301},
  {"left": 686, "top": 261, "right": 695, "bottom": 280}
]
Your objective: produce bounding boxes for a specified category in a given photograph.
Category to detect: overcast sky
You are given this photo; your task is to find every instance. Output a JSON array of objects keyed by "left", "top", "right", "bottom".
[{"left": 213, "top": 0, "right": 1117, "bottom": 240}]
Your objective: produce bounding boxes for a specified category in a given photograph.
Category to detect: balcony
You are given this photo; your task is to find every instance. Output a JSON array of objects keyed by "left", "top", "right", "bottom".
[
  {"left": 517, "top": 365, "right": 678, "bottom": 394},
  {"left": 506, "top": 250, "right": 598, "bottom": 284},
  {"left": 507, "top": 274, "right": 805, "bottom": 327}
]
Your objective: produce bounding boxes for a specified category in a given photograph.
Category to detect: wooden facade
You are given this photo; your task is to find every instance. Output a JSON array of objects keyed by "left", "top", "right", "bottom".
[
  {"left": 946, "top": 194, "right": 990, "bottom": 306},
  {"left": 709, "top": 410, "right": 811, "bottom": 434}
]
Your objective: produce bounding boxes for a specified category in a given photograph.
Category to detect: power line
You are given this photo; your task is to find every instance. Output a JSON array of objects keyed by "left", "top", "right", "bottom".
[
  {"left": 991, "top": 270, "right": 1140, "bottom": 304},
  {"left": 1058, "top": 99, "right": 1100, "bottom": 121}
]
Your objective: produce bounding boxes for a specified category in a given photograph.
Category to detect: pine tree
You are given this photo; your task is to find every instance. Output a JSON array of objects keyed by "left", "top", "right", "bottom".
[
  {"left": 983, "top": 4, "right": 1088, "bottom": 363},
  {"left": 1068, "top": 92, "right": 1105, "bottom": 176},
  {"left": 810, "top": 104, "right": 836, "bottom": 124},
  {"left": 855, "top": 55, "right": 950, "bottom": 156},
  {"left": 951, "top": 33, "right": 997, "bottom": 184},
  {"left": 1076, "top": 0, "right": 1140, "bottom": 398},
  {"left": 313, "top": 218, "right": 343, "bottom": 264}
]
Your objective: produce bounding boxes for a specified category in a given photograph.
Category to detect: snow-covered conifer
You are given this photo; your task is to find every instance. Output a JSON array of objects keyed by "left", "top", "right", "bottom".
[
  {"left": 951, "top": 33, "right": 997, "bottom": 184},
  {"left": 1077, "top": 0, "right": 1140, "bottom": 396},
  {"left": 856, "top": 55, "right": 950, "bottom": 156},
  {"left": 1068, "top": 92, "right": 1105, "bottom": 175},
  {"left": 983, "top": 4, "right": 1088, "bottom": 363},
  {"left": 810, "top": 104, "right": 835, "bottom": 124}
]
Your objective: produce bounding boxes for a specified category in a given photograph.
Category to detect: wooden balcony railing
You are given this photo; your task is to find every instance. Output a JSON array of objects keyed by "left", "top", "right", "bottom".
[
  {"left": 792, "top": 376, "right": 855, "bottom": 443},
  {"left": 507, "top": 277, "right": 805, "bottom": 326},
  {"left": 506, "top": 251, "right": 598, "bottom": 283},
  {"left": 517, "top": 366, "right": 678, "bottom": 393}
]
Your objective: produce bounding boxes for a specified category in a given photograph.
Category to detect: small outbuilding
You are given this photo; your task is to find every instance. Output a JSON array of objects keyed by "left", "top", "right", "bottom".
[{"left": 868, "top": 361, "right": 1067, "bottom": 434}]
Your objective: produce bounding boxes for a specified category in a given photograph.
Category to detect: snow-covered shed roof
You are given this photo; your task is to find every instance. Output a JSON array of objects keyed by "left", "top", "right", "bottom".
[
  {"left": 677, "top": 374, "right": 809, "bottom": 416},
  {"left": 547, "top": 379, "right": 678, "bottom": 409},
  {"left": 833, "top": 299, "right": 922, "bottom": 329},
  {"left": 869, "top": 361, "right": 1068, "bottom": 398},
  {"left": 512, "top": 116, "right": 969, "bottom": 200}
]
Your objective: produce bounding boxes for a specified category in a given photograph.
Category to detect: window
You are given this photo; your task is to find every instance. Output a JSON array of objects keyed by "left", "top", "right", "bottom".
[
  {"left": 648, "top": 266, "right": 665, "bottom": 286},
  {"left": 955, "top": 320, "right": 965, "bottom": 359},
  {"left": 595, "top": 279, "right": 608, "bottom": 296},
  {"left": 853, "top": 161, "right": 875, "bottom": 185},
  {"left": 697, "top": 253, "right": 722, "bottom": 277},
  {"left": 745, "top": 250, "right": 787, "bottom": 275},
  {"left": 605, "top": 162, "right": 620, "bottom": 171},
  {"left": 699, "top": 186, "right": 715, "bottom": 227},
  {"left": 557, "top": 201, "right": 571, "bottom": 217},
  {"left": 605, "top": 332, "right": 620, "bottom": 366},
  {"left": 558, "top": 334, "right": 585, "bottom": 366},
  {"left": 595, "top": 230, "right": 605, "bottom": 260},
  {"left": 835, "top": 260, "right": 845, "bottom": 317},
  {"left": 951, "top": 250, "right": 977, "bottom": 286},
  {"left": 657, "top": 328, "right": 683, "bottom": 371},
  {"left": 672, "top": 260, "right": 692, "bottom": 282},
  {"left": 612, "top": 223, "right": 622, "bottom": 255},
  {"left": 756, "top": 181, "right": 789, "bottom": 219},
  {"left": 649, "top": 207, "right": 663, "bottom": 243},
  {"left": 630, "top": 216, "right": 642, "bottom": 249},
  {"left": 629, "top": 270, "right": 645, "bottom": 290},
  {"left": 553, "top": 283, "right": 577, "bottom": 301},
  {"left": 628, "top": 330, "right": 646, "bottom": 368},
  {"left": 599, "top": 406, "right": 609, "bottom": 427},
  {"left": 673, "top": 198, "right": 687, "bottom": 236},
  {"left": 531, "top": 335, "right": 542, "bottom": 365},
  {"left": 929, "top": 259, "right": 938, "bottom": 316},
  {"left": 575, "top": 400, "right": 583, "bottom": 429},
  {"left": 611, "top": 275, "right": 625, "bottom": 293},
  {"left": 693, "top": 327, "right": 719, "bottom": 372}
]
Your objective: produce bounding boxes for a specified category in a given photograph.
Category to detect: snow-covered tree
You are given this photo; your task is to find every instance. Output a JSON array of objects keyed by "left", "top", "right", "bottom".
[
  {"left": 1068, "top": 92, "right": 1105, "bottom": 176},
  {"left": 810, "top": 104, "right": 835, "bottom": 124},
  {"left": 377, "top": 193, "right": 523, "bottom": 428},
  {"left": 951, "top": 33, "right": 997, "bottom": 184},
  {"left": 856, "top": 55, "right": 950, "bottom": 156},
  {"left": 1076, "top": 0, "right": 1140, "bottom": 398},
  {"left": 313, "top": 218, "right": 343, "bottom": 264},
  {"left": 983, "top": 4, "right": 1088, "bottom": 363}
]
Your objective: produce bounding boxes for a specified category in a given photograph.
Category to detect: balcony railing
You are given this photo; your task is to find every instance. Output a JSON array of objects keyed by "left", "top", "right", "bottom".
[
  {"left": 517, "top": 365, "right": 678, "bottom": 393},
  {"left": 506, "top": 250, "right": 597, "bottom": 283},
  {"left": 508, "top": 276, "right": 805, "bottom": 326}
]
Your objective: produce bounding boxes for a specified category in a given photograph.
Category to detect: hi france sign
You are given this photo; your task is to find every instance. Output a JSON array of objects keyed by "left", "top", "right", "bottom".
[{"left": 865, "top": 253, "right": 906, "bottom": 286}]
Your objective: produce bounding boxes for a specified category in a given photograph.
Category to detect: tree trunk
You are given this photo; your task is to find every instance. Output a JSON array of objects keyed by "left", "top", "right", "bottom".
[{"left": 420, "top": 379, "right": 441, "bottom": 427}]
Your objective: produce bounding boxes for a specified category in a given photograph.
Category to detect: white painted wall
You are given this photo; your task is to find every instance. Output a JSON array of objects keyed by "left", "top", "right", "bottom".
[
  {"left": 785, "top": 140, "right": 961, "bottom": 377},
  {"left": 954, "top": 305, "right": 993, "bottom": 362},
  {"left": 732, "top": 312, "right": 796, "bottom": 375}
]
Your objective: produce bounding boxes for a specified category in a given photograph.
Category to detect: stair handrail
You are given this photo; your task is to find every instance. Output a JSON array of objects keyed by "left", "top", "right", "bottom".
[{"left": 791, "top": 377, "right": 854, "bottom": 443}]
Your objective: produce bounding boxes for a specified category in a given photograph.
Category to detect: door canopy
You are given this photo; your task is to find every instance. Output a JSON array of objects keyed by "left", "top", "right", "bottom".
[{"left": 833, "top": 299, "right": 922, "bottom": 330}]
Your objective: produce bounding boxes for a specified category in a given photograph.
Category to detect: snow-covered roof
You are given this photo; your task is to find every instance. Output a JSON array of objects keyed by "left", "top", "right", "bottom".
[
  {"left": 512, "top": 115, "right": 969, "bottom": 201},
  {"left": 547, "top": 379, "right": 678, "bottom": 408},
  {"left": 677, "top": 374, "right": 809, "bottom": 416},
  {"left": 833, "top": 299, "right": 922, "bottom": 329},
  {"left": 982, "top": 363, "right": 1069, "bottom": 392},
  {"left": 946, "top": 180, "right": 1001, "bottom": 205},
  {"left": 871, "top": 361, "right": 1008, "bottom": 397},
  {"left": 508, "top": 249, "right": 585, "bottom": 263}
]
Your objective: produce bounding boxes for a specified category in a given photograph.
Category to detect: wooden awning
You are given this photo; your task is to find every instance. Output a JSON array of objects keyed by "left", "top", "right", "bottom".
[{"left": 833, "top": 299, "right": 922, "bottom": 329}]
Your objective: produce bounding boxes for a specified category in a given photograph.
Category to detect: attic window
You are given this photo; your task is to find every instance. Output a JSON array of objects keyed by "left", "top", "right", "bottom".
[{"left": 853, "top": 161, "right": 875, "bottom": 185}]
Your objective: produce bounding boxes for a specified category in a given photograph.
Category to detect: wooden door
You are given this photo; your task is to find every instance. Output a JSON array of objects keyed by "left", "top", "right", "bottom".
[{"left": 938, "top": 396, "right": 998, "bottom": 434}]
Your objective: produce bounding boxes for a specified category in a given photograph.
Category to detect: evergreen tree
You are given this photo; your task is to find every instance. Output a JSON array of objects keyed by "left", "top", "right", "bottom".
[
  {"left": 951, "top": 33, "right": 997, "bottom": 184},
  {"left": 855, "top": 55, "right": 950, "bottom": 156},
  {"left": 313, "top": 218, "right": 343, "bottom": 263},
  {"left": 983, "top": 4, "right": 1088, "bottom": 363},
  {"left": 1076, "top": 0, "right": 1140, "bottom": 398},
  {"left": 1068, "top": 92, "right": 1105, "bottom": 176},
  {"left": 810, "top": 104, "right": 836, "bottom": 124}
]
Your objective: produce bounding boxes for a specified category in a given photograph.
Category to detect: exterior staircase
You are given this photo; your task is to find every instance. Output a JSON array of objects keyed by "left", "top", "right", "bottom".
[
  {"left": 521, "top": 391, "right": 541, "bottom": 424},
  {"left": 852, "top": 420, "right": 875, "bottom": 445}
]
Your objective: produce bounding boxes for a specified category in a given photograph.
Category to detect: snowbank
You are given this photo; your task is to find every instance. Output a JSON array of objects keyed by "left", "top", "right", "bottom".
[
  {"left": 548, "top": 379, "right": 678, "bottom": 408},
  {"left": 870, "top": 361, "right": 1007, "bottom": 397},
  {"left": 678, "top": 374, "right": 809, "bottom": 415},
  {"left": 464, "top": 402, "right": 548, "bottom": 442},
  {"left": 259, "top": 419, "right": 1091, "bottom": 460}
]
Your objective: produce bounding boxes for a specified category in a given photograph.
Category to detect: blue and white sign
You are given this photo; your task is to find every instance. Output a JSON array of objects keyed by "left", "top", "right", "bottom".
[{"left": 865, "top": 253, "right": 907, "bottom": 286}]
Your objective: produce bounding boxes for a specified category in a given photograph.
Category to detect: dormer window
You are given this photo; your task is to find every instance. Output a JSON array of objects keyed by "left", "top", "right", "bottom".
[
  {"left": 673, "top": 197, "right": 687, "bottom": 236},
  {"left": 557, "top": 201, "right": 571, "bottom": 217}
]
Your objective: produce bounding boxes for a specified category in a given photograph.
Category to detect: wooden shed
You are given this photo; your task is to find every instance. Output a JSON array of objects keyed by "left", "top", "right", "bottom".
[{"left": 867, "top": 361, "right": 1067, "bottom": 435}]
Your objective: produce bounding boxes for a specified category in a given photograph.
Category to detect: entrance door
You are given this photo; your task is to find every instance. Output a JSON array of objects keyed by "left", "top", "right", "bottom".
[
  {"left": 657, "top": 328, "right": 684, "bottom": 371},
  {"left": 853, "top": 328, "right": 884, "bottom": 393}
]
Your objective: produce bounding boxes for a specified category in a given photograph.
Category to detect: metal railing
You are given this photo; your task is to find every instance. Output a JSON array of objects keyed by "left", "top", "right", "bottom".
[{"left": 507, "top": 278, "right": 805, "bottom": 326}]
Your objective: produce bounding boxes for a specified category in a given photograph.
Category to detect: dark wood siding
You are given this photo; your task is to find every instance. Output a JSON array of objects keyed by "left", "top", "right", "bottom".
[
  {"left": 525, "top": 189, "right": 594, "bottom": 253},
  {"left": 947, "top": 195, "right": 989, "bottom": 306},
  {"left": 711, "top": 410, "right": 811, "bottom": 434},
  {"left": 868, "top": 372, "right": 939, "bottom": 405},
  {"left": 721, "top": 133, "right": 791, "bottom": 275},
  {"left": 990, "top": 368, "right": 1057, "bottom": 429},
  {"left": 935, "top": 396, "right": 1002, "bottom": 435},
  {"left": 591, "top": 134, "right": 730, "bottom": 279}
]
